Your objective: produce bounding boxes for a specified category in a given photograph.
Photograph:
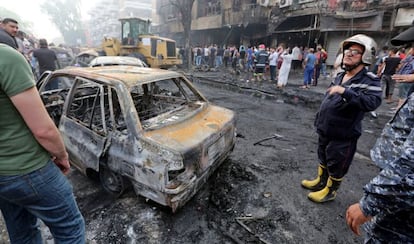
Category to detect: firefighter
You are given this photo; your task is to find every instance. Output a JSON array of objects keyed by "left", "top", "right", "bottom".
[{"left": 301, "top": 34, "right": 382, "bottom": 203}]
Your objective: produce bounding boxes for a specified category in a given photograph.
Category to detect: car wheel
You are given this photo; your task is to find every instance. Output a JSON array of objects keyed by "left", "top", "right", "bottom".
[{"left": 99, "top": 165, "right": 126, "bottom": 197}]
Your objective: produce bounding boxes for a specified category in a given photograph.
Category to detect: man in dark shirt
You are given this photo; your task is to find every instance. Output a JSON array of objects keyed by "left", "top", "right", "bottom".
[
  {"left": 377, "top": 47, "right": 401, "bottom": 103},
  {"left": 209, "top": 44, "right": 217, "bottom": 68},
  {"left": 33, "top": 39, "right": 60, "bottom": 78},
  {"left": 0, "top": 18, "right": 19, "bottom": 49},
  {"left": 254, "top": 44, "right": 269, "bottom": 81},
  {"left": 239, "top": 45, "right": 246, "bottom": 71}
]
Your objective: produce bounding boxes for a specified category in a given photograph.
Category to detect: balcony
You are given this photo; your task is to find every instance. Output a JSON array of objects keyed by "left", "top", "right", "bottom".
[{"left": 241, "top": 3, "right": 269, "bottom": 24}]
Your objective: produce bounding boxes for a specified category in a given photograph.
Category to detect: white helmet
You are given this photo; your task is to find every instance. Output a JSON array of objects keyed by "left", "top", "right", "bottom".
[{"left": 341, "top": 34, "right": 377, "bottom": 65}]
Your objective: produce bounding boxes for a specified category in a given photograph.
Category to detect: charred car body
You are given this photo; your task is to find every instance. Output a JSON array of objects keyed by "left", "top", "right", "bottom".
[{"left": 37, "top": 66, "right": 236, "bottom": 212}]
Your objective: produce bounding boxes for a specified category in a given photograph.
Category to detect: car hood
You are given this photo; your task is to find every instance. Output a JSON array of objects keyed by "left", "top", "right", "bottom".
[{"left": 143, "top": 104, "right": 235, "bottom": 153}]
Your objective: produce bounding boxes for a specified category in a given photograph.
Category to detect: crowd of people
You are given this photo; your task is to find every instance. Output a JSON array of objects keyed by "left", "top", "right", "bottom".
[
  {"left": 0, "top": 17, "right": 81, "bottom": 79},
  {"left": 190, "top": 43, "right": 331, "bottom": 89},
  {"left": 189, "top": 38, "right": 411, "bottom": 102},
  {"left": 1, "top": 14, "right": 413, "bottom": 243}
]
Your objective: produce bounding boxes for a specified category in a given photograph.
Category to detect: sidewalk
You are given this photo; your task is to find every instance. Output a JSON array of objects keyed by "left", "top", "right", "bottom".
[{"left": 189, "top": 67, "right": 396, "bottom": 119}]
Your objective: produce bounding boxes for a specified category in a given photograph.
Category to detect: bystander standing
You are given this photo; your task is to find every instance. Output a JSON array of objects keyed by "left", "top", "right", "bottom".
[
  {"left": 301, "top": 48, "right": 316, "bottom": 88},
  {"left": 0, "top": 43, "right": 85, "bottom": 244},
  {"left": 33, "top": 38, "right": 61, "bottom": 79},
  {"left": 0, "top": 18, "right": 18, "bottom": 49}
]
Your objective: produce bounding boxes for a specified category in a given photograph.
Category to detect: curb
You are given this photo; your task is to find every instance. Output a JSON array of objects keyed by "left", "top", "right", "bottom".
[{"left": 188, "top": 73, "right": 325, "bottom": 109}]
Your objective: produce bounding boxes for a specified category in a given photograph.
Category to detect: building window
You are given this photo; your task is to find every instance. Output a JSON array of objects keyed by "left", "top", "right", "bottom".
[
  {"left": 233, "top": 0, "right": 241, "bottom": 11},
  {"left": 198, "top": 0, "right": 221, "bottom": 17}
]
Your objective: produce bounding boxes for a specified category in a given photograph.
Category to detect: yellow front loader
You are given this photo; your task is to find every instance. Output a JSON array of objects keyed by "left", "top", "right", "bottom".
[{"left": 101, "top": 17, "right": 182, "bottom": 69}]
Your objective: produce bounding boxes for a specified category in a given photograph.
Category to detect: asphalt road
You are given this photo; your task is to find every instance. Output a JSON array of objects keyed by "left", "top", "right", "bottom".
[{"left": 0, "top": 72, "right": 391, "bottom": 243}]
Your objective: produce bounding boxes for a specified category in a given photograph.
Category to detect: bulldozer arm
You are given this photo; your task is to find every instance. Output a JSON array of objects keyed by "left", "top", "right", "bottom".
[{"left": 102, "top": 38, "right": 122, "bottom": 56}]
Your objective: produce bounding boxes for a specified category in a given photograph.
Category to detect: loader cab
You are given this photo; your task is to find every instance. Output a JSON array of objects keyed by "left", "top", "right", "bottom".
[
  {"left": 118, "top": 17, "right": 181, "bottom": 68},
  {"left": 121, "top": 18, "right": 151, "bottom": 46}
]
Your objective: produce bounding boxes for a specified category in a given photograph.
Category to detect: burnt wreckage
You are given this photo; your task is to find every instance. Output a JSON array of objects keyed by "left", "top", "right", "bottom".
[{"left": 37, "top": 66, "right": 236, "bottom": 212}]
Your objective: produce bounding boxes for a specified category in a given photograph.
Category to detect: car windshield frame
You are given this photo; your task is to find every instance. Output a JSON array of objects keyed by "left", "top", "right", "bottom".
[{"left": 129, "top": 76, "right": 207, "bottom": 130}]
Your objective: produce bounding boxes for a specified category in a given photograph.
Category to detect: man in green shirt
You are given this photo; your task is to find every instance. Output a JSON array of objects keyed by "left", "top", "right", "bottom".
[{"left": 0, "top": 44, "right": 85, "bottom": 243}]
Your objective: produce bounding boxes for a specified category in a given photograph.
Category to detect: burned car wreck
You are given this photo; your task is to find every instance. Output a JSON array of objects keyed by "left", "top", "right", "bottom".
[{"left": 37, "top": 66, "right": 236, "bottom": 212}]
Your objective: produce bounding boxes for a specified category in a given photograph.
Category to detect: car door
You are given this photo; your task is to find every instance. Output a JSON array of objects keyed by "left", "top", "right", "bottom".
[
  {"left": 60, "top": 77, "right": 108, "bottom": 172},
  {"left": 38, "top": 74, "right": 76, "bottom": 126}
]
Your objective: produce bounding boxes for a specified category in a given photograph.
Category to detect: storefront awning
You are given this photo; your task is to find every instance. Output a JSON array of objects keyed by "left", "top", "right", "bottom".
[{"left": 273, "top": 15, "right": 315, "bottom": 33}]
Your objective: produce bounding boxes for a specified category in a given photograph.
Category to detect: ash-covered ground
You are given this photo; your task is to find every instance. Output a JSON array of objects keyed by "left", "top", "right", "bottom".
[{"left": 1, "top": 69, "right": 392, "bottom": 244}]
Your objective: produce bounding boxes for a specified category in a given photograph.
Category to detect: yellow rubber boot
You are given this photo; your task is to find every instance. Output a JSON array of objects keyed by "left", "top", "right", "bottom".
[
  {"left": 308, "top": 176, "right": 342, "bottom": 203},
  {"left": 301, "top": 165, "right": 328, "bottom": 191}
]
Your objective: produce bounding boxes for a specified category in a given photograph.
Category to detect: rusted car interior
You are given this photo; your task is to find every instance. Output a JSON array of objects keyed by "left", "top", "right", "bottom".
[{"left": 37, "top": 67, "right": 236, "bottom": 212}]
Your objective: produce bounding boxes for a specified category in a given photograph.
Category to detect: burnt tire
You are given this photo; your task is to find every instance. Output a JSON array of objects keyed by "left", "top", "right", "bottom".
[{"left": 99, "top": 165, "right": 126, "bottom": 197}]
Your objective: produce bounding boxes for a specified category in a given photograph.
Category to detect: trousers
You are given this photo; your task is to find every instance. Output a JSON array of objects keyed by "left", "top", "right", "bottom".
[
  {"left": 317, "top": 134, "right": 358, "bottom": 179},
  {"left": 0, "top": 160, "right": 85, "bottom": 244}
]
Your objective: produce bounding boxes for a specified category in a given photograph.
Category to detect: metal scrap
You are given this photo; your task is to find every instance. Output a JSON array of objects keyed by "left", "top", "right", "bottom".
[
  {"left": 253, "top": 133, "right": 285, "bottom": 146},
  {"left": 235, "top": 217, "right": 272, "bottom": 244}
]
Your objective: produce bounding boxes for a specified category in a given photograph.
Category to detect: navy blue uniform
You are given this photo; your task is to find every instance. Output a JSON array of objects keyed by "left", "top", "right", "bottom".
[
  {"left": 254, "top": 50, "right": 269, "bottom": 74},
  {"left": 314, "top": 68, "right": 382, "bottom": 178}
]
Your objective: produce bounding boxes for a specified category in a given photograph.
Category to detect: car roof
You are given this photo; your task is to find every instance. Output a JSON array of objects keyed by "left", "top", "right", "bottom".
[
  {"left": 54, "top": 66, "right": 184, "bottom": 88},
  {"left": 76, "top": 49, "right": 99, "bottom": 57},
  {"left": 89, "top": 56, "right": 145, "bottom": 67},
  {"left": 50, "top": 47, "right": 72, "bottom": 55}
]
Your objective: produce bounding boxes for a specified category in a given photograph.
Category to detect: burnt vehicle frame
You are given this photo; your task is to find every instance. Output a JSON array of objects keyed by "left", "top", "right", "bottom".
[{"left": 37, "top": 66, "right": 236, "bottom": 212}]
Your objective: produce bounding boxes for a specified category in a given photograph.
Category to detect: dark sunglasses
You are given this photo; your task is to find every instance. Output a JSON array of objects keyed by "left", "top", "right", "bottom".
[{"left": 344, "top": 49, "right": 362, "bottom": 56}]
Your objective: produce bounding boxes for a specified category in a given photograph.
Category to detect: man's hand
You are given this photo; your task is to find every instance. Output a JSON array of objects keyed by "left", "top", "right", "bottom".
[
  {"left": 327, "top": 85, "right": 345, "bottom": 95},
  {"left": 52, "top": 152, "right": 70, "bottom": 175},
  {"left": 392, "top": 74, "right": 414, "bottom": 83},
  {"left": 346, "top": 203, "right": 371, "bottom": 236}
]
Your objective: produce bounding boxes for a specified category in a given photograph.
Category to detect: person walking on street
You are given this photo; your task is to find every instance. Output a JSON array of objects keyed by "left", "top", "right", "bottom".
[
  {"left": 301, "top": 48, "right": 316, "bottom": 88},
  {"left": 239, "top": 45, "right": 246, "bottom": 71},
  {"left": 312, "top": 46, "right": 323, "bottom": 86},
  {"left": 301, "top": 34, "right": 382, "bottom": 203},
  {"left": 346, "top": 26, "right": 414, "bottom": 243},
  {"left": 320, "top": 48, "right": 328, "bottom": 78},
  {"left": 203, "top": 45, "right": 210, "bottom": 66},
  {"left": 223, "top": 47, "right": 230, "bottom": 68},
  {"left": 372, "top": 46, "right": 389, "bottom": 74},
  {"left": 0, "top": 43, "right": 85, "bottom": 243},
  {"left": 376, "top": 47, "right": 401, "bottom": 104},
  {"left": 277, "top": 47, "right": 294, "bottom": 88},
  {"left": 253, "top": 44, "right": 269, "bottom": 82},
  {"left": 195, "top": 46, "right": 202, "bottom": 66},
  {"left": 268, "top": 47, "right": 278, "bottom": 82},
  {"left": 0, "top": 18, "right": 18, "bottom": 49},
  {"left": 209, "top": 44, "right": 217, "bottom": 68},
  {"left": 291, "top": 45, "right": 301, "bottom": 70},
  {"left": 231, "top": 47, "right": 239, "bottom": 73},
  {"left": 247, "top": 46, "right": 254, "bottom": 72},
  {"left": 33, "top": 38, "right": 61, "bottom": 78},
  {"left": 216, "top": 45, "right": 224, "bottom": 68}
]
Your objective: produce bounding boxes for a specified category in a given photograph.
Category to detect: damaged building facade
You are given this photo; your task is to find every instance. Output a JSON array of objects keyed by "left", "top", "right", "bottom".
[{"left": 153, "top": 0, "right": 414, "bottom": 65}]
